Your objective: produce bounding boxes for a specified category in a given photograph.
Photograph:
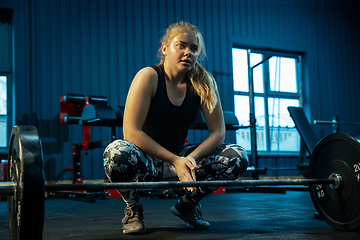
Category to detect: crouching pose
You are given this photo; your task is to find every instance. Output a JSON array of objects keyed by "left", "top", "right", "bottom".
[{"left": 103, "top": 21, "right": 249, "bottom": 234}]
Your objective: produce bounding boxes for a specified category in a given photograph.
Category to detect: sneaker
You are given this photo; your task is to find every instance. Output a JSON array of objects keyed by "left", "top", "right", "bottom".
[
  {"left": 122, "top": 204, "right": 146, "bottom": 234},
  {"left": 171, "top": 199, "right": 210, "bottom": 230}
]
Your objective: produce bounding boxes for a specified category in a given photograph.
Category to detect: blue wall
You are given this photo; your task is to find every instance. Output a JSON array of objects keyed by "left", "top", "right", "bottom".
[{"left": 1, "top": 0, "right": 359, "bottom": 181}]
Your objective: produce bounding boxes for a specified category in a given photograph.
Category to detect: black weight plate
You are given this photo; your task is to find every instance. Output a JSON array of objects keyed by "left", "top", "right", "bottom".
[
  {"left": 7, "top": 126, "right": 45, "bottom": 240},
  {"left": 309, "top": 132, "right": 360, "bottom": 231}
]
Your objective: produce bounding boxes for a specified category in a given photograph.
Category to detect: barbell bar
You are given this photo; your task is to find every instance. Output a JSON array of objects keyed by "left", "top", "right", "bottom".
[
  {"left": 314, "top": 119, "right": 360, "bottom": 126},
  {"left": 3, "top": 125, "right": 360, "bottom": 240},
  {"left": 0, "top": 178, "right": 340, "bottom": 194},
  {"left": 44, "top": 178, "right": 339, "bottom": 191}
]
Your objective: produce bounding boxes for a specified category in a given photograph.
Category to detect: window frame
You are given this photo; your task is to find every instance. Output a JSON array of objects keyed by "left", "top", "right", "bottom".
[{"left": 0, "top": 15, "right": 14, "bottom": 154}]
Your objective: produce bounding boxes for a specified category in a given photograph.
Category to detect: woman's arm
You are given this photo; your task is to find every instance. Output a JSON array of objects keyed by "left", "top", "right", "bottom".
[
  {"left": 123, "top": 67, "right": 176, "bottom": 163},
  {"left": 186, "top": 90, "right": 226, "bottom": 161},
  {"left": 123, "top": 67, "right": 198, "bottom": 185}
]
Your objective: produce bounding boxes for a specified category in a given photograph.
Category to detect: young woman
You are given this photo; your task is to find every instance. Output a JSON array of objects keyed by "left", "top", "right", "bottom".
[{"left": 103, "top": 21, "right": 249, "bottom": 234}]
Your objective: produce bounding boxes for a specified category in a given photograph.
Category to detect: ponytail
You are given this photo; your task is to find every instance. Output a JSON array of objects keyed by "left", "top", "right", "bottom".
[{"left": 188, "top": 62, "right": 218, "bottom": 113}]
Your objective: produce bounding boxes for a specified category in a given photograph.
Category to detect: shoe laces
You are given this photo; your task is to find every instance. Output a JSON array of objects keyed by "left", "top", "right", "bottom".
[
  {"left": 193, "top": 203, "right": 203, "bottom": 220},
  {"left": 124, "top": 205, "right": 142, "bottom": 222}
]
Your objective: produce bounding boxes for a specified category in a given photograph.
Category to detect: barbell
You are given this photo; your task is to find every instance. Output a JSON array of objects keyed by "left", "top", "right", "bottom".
[{"left": 2, "top": 125, "right": 360, "bottom": 239}]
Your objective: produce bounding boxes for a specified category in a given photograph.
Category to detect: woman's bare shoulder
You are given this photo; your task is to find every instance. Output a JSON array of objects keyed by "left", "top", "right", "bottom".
[
  {"left": 129, "top": 66, "right": 159, "bottom": 97},
  {"left": 135, "top": 66, "right": 158, "bottom": 81}
]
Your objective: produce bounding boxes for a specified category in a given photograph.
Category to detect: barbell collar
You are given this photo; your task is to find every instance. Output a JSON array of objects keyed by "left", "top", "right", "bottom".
[
  {"left": 0, "top": 182, "right": 15, "bottom": 195},
  {"left": 329, "top": 173, "right": 343, "bottom": 190}
]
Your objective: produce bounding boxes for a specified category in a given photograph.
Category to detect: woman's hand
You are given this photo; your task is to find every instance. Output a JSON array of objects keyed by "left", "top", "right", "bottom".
[{"left": 172, "top": 156, "right": 198, "bottom": 191}]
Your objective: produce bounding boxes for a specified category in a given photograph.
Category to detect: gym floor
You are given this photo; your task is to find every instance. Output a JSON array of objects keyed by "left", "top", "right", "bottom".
[{"left": 1, "top": 189, "right": 359, "bottom": 240}]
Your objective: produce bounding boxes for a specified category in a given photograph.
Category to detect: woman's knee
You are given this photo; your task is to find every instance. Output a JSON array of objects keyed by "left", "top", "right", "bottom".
[
  {"left": 219, "top": 144, "right": 249, "bottom": 178},
  {"left": 103, "top": 140, "right": 142, "bottom": 182}
]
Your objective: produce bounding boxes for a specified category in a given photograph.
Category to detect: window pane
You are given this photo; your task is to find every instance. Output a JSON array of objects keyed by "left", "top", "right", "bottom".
[
  {"left": 232, "top": 48, "right": 248, "bottom": 92},
  {"left": 236, "top": 129, "right": 251, "bottom": 151},
  {"left": 0, "top": 76, "right": 7, "bottom": 147},
  {"left": 0, "top": 76, "right": 6, "bottom": 114},
  {"left": 250, "top": 53, "right": 264, "bottom": 93},
  {"left": 269, "top": 57, "right": 297, "bottom": 93},
  {"left": 234, "top": 95, "right": 249, "bottom": 126},
  {"left": 268, "top": 98, "right": 299, "bottom": 127},
  {"left": 234, "top": 96, "right": 267, "bottom": 151},
  {"left": 268, "top": 98, "right": 300, "bottom": 151},
  {"left": 234, "top": 95, "right": 250, "bottom": 150},
  {"left": 254, "top": 97, "right": 266, "bottom": 151}
]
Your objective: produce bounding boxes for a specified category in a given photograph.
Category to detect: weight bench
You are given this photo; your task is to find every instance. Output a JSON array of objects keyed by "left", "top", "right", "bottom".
[
  {"left": 191, "top": 110, "right": 245, "bottom": 131},
  {"left": 287, "top": 106, "right": 321, "bottom": 176},
  {"left": 287, "top": 107, "right": 320, "bottom": 155}
]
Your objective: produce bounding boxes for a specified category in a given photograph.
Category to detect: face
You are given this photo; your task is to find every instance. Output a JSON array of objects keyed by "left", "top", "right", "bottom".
[{"left": 162, "top": 31, "right": 200, "bottom": 72}]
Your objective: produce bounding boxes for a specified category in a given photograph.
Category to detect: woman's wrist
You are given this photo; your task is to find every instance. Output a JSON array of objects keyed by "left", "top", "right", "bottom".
[{"left": 168, "top": 155, "right": 181, "bottom": 165}]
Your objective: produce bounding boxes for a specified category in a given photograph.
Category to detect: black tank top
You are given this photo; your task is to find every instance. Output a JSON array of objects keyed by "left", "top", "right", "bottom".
[{"left": 142, "top": 64, "right": 201, "bottom": 154}]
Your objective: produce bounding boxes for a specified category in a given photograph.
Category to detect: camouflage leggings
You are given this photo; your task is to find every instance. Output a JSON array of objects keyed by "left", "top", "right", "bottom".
[{"left": 103, "top": 140, "right": 249, "bottom": 203}]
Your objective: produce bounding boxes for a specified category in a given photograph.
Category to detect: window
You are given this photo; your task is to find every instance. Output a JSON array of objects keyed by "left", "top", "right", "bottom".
[
  {"left": 0, "top": 76, "right": 7, "bottom": 147},
  {"left": 232, "top": 48, "right": 302, "bottom": 153},
  {"left": 0, "top": 8, "right": 13, "bottom": 153}
]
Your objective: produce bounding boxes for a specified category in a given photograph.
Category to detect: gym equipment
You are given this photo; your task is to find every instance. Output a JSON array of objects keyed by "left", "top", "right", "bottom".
[
  {"left": 314, "top": 117, "right": 360, "bottom": 133},
  {"left": 313, "top": 119, "right": 360, "bottom": 126},
  {"left": 59, "top": 93, "right": 123, "bottom": 188},
  {"left": 2, "top": 125, "right": 360, "bottom": 239},
  {"left": 7, "top": 125, "right": 44, "bottom": 240},
  {"left": 287, "top": 106, "right": 320, "bottom": 176},
  {"left": 191, "top": 110, "right": 247, "bottom": 131},
  {"left": 309, "top": 132, "right": 360, "bottom": 231},
  {"left": 288, "top": 106, "right": 320, "bottom": 154}
]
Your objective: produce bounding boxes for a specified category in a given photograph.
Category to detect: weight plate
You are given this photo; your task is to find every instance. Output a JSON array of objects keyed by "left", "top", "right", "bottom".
[
  {"left": 309, "top": 132, "right": 360, "bottom": 231},
  {"left": 7, "top": 126, "right": 45, "bottom": 240}
]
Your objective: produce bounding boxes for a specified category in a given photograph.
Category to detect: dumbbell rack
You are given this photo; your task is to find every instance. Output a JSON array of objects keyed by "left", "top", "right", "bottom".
[{"left": 56, "top": 93, "right": 123, "bottom": 202}]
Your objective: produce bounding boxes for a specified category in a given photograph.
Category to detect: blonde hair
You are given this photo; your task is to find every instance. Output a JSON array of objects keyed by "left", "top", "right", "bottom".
[{"left": 158, "top": 21, "right": 218, "bottom": 113}]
